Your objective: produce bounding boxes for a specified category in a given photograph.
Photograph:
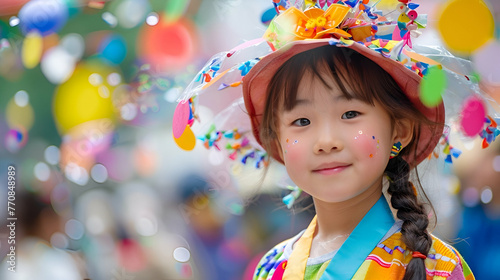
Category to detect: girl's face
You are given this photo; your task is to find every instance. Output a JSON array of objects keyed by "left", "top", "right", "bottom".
[{"left": 278, "top": 70, "right": 398, "bottom": 203}]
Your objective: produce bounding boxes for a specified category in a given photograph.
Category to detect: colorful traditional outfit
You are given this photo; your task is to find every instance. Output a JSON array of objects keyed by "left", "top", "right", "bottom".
[{"left": 253, "top": 196, "right": 475, "bottom": 280}]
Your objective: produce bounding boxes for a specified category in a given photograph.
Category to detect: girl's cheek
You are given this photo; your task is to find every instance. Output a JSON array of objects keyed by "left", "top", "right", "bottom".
[
  {"left": 282, "top": 138, "right": 301, "bottom": 161},
  {"left": 353, "top": 131, "right": 380, "bottom": 159}
]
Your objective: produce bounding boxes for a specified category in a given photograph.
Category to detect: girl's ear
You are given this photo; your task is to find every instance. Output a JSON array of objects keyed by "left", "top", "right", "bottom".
[{"left": 393, "top": 119, "right": 414, "bottom": 148}]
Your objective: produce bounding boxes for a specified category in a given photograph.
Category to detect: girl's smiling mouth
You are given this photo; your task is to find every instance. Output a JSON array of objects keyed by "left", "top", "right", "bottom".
[{"left": 312, "top": 162, "right": 352, "bottom": 175}]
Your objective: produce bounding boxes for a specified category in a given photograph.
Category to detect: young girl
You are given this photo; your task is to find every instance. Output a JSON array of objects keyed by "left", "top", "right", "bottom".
[
  {"left": 247, "top": 42, "right": 467, "bottom": 280},
  {"left": 173, "top": 1, "right": 497, "bottom": 279}
]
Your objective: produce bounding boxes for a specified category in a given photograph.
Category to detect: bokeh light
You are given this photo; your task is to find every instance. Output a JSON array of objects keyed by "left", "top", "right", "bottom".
[
  {"left": 60, "top": 33, "right": 85, "bottom": 60},
  {"left": 41, "top": 46, "right": 76, "bottom": 84},
  {"left": 9, "top": 16, "right": 20, "bottom": 26},
  {"left": 135, "top": 216, "right": 158, "bottom": 237},
  {"left": 64, "top": 162, "right": 90, "bottom": 186},
  {"left": 107, "top": 72, "right": 122, "bottom": 86},
  {"left": 480, "top": 187, "right": 493, "bottom": 204},
  {"left": 65, "top": 219, "right": 85, "bottom": 240},
  {"left": 44, "top": 145, "right": 60, "bottom": 165},
  {"left": 14, "top": 90, "right": 29, "bottom": 107},
  {"left": 34, "top": 161, "right": 51, "bottom": 181},
  {"left": 90, "top": 163, "right": 108, "bottom": 183},
  {"left": 50, "top": 232, "right": 69, "bottom": 249},
  {"left": 86, "top": 215, "right": 106, "bottom": 235},
  {"left": 173, "top": 247, "right": 191, "bottom": 263},
  {"left": 462, "top": 187, "right": 480, "bottom": 207},
  {"left": 116, "top": 0, "right": 151, "bottom": 29},
  {"left": 145, "top": 12, "right": 159, "bottom": 26},
  {"left": 120, "top": 103, "right": 138, "bottom": 121},
  {"left": 101, "top": 12, "right": 118, "bottom": 28}
]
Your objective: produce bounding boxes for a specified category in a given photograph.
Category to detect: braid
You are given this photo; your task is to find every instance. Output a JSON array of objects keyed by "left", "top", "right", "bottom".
[{"left": 385, "top": 156, "right": 432, "bottom": 280}]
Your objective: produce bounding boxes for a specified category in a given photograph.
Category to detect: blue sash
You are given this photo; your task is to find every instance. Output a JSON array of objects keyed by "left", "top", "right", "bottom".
[{"left": 320, "top": 195, "right": 395, "bottom": 279}]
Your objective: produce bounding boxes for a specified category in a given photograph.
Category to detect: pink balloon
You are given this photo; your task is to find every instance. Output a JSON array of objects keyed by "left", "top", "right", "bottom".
[
  {"left": 172, "top": 100, "right": 190, "bottom": 139},
  {"left": 460, "top": 96, "right": 486, "bottom": 137}
]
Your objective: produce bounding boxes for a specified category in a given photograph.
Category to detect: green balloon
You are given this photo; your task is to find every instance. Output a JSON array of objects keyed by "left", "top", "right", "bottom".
[
  {"left": 164, "top": 0, "right": 189, "bottom": 21},
  {"left": 419, "top": 66, "right": 446, "bottom": 108}
]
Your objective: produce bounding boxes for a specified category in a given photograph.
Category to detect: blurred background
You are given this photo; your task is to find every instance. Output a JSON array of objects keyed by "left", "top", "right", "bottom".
[{"left": 0, "top": 0, "right": 499, "bottom": 279}]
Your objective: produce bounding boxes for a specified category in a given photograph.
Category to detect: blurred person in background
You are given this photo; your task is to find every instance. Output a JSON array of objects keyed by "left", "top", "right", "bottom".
[
  {"left": 0, "top": 191, "right": 87, "bottom": 280},
  {"left": 177, "top": 173, "right": 250, "bottom": 279},
  {"left": 453, "top": 137, "right": 500, "bottom": 279}
]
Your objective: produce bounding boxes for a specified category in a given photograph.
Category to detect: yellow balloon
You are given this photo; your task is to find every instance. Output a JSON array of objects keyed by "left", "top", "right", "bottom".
[
  {"left": 53, "top": 61, "right": 119, "bottom": 135},
  {"left": 437, "top": 0, "right": 494, "bottom": 55},
  {"left": 22, "top": 31, "right": 43, "bottom": 69},
  {"left": 173, "top": 125, "right": 196, "bottom": 151},
  {"left": 6, "top": 98, "right": 34, "bottom": 130}
]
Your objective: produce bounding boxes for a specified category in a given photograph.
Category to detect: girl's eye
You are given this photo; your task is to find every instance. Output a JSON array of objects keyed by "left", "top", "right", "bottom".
[
  {"left": 341, "top": 111, "right": 360, "bottom": 119},
  {"left": 292, "top": 118, "right": 310, "bottom": 126}
]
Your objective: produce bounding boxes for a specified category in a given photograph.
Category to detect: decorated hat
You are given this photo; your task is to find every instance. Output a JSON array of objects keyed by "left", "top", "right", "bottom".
[
  {"left": 242, "top": 38, "right": 444, "bottom": 166},
  {"left": 172, "top": 0, "right": 500, "bottom": 171}
]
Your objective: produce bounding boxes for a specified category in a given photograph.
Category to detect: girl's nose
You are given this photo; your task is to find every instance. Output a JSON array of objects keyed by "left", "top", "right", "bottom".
[{"left": 313, "top": 126, "right": 343, "bottom": 154}]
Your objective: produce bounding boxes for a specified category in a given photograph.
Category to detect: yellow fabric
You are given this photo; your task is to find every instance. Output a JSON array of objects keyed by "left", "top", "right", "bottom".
[{"left": 282, "top": 216, "right": 317, "bottom": 279}]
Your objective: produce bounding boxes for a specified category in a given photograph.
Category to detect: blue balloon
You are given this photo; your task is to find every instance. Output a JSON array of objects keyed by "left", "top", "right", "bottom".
[
  {"left": 18, "top": 0, "right": 68, "bottom": 36},
  {"left": 99, "top": 35, "right": 127, "bottom": 65},
  {"left": 261, "top": 7, "right": 277, "bottom": 25}
]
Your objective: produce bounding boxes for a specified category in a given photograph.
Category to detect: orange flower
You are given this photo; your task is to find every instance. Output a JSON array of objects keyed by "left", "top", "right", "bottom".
[{"left": 264, "top": 4, "right": 352, "bottom": 49}]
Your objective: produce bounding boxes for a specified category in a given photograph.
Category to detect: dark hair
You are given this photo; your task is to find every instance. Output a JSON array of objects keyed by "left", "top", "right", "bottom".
[{"left": 260, "top": 45, "right": 438, "bottom": 280}]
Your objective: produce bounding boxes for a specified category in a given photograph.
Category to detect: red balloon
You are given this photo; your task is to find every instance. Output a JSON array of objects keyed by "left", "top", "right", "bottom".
[
  {"left": 0, "top": 0, "right": 30, "bottom": 16},
  {"left": 137, "top": 16, "right": 197, "bottom": 72}
]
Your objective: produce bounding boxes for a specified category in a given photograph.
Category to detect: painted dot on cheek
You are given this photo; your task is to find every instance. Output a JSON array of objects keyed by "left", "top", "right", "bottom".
[{"left": 354, "top": 131, "right": 379, "bottom": 158}]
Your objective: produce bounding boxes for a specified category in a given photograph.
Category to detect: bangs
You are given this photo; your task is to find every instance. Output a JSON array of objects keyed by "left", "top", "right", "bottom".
[{"left": 268, "top": 45, "right": 407, "bottom": 115}]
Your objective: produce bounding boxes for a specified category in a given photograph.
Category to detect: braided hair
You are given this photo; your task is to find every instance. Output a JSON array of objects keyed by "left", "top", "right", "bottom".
[{"left": 385, "top": 156, "right": 432, "bottom": 280}]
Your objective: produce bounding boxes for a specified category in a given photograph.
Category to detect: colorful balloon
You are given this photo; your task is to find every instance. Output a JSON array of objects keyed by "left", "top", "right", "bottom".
[
  {"left": 137, "top": 17, "right": 197, "bottom": 72},
  {"left": 460, "top": 96, "right": 486, "bottom": 137},
  {"left": 164, "top": 0, "right": 189, "bottom": 22},
  {"left": 53, "top": 61, "right": 119, "bottom": 134},
  {"left": 18, "top": 0, "right": 68, "bottom": 36},
  {"left": 437, "top": 0, "right": 494, "bottom": 55},
  {"left": 419, "top": 66, "right": 446, "bottom": 108},
  {"left": 98, "top": 34, "right": 127, "bottom": 65},
  {"left": 22, "top": 31, "right": 43, "bottom": 69}
]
